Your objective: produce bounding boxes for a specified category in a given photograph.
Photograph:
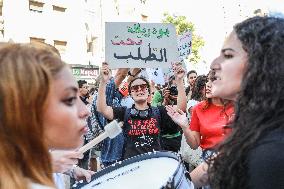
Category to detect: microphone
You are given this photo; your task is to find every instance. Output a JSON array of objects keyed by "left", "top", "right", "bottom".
[{"left": 78, "top": 120, "right": 123, "bottom": 154}]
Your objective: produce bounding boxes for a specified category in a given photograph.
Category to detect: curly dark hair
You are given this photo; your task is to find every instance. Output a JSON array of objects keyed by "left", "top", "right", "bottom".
[
  {"left": 208, "top": 16, "right": 284, "bottom": 189},
  {"left": 191, "top": 75, "right": 207, "bottom": 101},
  {"left": 187, "top": 70, "right": 197, "bottom": 78}
]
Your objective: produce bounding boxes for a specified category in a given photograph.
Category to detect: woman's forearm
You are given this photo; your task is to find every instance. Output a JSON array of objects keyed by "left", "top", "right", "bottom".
[
  {"left": 97, "top": 81, "right": 107, "bottom": 114},
  {"left": 182, "top": 127, "right": 199, "bottom": 149},
  {"left": 176, "top": 79, "right": 187, "bottom": 112}
]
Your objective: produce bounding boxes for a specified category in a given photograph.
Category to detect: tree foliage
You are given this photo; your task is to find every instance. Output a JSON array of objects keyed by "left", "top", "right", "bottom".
[{"left": 162, "top": 12, "right": 205, "bottom": 64}]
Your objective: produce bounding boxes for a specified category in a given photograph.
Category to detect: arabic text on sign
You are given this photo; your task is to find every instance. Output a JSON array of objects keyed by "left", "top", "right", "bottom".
[
  {"left": 111, "top": 37, "right": 143, "bottom": 46},
  {"left": 127, "top": 23, "right": 170, "bottom": 39},
  {"left": 113, "top": 43, "right": 167, "bottom": 63}
]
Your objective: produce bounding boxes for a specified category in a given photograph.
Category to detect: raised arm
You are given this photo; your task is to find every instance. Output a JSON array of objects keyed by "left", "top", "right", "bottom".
[
  {"left": 96, "top": 62, "right": 114, "bottom": 120},
  {"left": 174, "top": 63, "right": 187, "bottom": 112}
]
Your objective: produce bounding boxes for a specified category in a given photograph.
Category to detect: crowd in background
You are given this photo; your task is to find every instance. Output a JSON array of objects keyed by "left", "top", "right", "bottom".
[
  {"left": 79, "top": 62, "right": 235, "bottom": 180},
  {"left": 0, "top": 16, "right": 283, "bottom": 189}
]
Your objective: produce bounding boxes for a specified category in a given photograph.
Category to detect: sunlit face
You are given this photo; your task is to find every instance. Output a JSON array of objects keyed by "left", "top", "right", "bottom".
[
  {"left": 210, "top": 31, "right": 248, "bottom": 101},
  {"left": 130, "top": 79, "right": 150, "bottom": 103},
  {"left": 205, "top": 79, "right": 213, "bottom": 99},
  {"left": 43, "top": 67, "right": 90, "bottom": 149},
  {"left": 187, "top": 73, "right": 197, "bottom": 87}
]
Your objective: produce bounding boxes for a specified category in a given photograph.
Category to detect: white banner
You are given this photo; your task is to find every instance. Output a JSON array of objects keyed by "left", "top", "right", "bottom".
[
  {"left": 105, "top": 22, "right": 179, "bottom": 69},
  {"left": 178, "top": 31, "right": 192, "bottom": 61},
  {"left": 146, "top": 68, "right": 165, "bottom": 85}
]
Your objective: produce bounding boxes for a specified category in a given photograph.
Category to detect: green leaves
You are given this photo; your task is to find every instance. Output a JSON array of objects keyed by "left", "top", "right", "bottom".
[{"left": 162, "top": 12, "right": 205, "bottom": 64}]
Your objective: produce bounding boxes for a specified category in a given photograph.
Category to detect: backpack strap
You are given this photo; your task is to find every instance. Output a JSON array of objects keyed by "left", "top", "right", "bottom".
[
  {"left": 121, "top": 107, "right": 131, "bottom": 158},
  {"left": 123, "top": 107, "right": 132, "bottom": 124},
  {"left": 153, "top": 106, "right": 162, "bottom": 125}
]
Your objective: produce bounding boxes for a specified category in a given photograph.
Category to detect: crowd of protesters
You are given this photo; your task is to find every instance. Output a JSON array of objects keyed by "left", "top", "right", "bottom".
[{"left": 0, "top": 15, "right": 283, "bottom": 189}]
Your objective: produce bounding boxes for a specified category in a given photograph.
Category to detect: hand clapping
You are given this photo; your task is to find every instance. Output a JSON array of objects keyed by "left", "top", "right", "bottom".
[{"left": 165, "top": 105, "right": 189, "bottom": 129}]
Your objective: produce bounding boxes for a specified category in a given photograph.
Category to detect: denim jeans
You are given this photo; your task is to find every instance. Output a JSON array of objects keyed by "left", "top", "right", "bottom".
[{"left": 201, "top": 149, "right": 215, "bottom": 189}]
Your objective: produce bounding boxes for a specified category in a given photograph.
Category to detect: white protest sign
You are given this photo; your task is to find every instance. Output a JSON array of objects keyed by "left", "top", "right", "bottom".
[
  {"left": 146, "top": 68, "right": 165, "bottom": 85},
  {"left": 162, "top": 62, "right": 176, "bottom": 83},
  {"left": 162, "top": 61, "right": 187, "bottom": 84},
  {"left": 162, "top": 32, "right": 191, "bottom": 83},
  {"left": 178, "top": 31, "right": 192, "bottom": 61},
  {"left": 105, "top": 22, "right": 179, "bottom": 69}
]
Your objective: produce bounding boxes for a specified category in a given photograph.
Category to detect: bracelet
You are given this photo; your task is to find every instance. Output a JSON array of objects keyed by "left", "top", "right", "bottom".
[
  {"left": 128, "top": 70, "right": 135, "bottom": 77},
  {"left": 128, "top": 69, "right": 142, "bottom": 77}
]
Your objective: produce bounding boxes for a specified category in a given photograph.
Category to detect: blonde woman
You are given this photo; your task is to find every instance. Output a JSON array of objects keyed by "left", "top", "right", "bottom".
[{"left": 0, "top": 43, "right": 90, "bottom": 189}]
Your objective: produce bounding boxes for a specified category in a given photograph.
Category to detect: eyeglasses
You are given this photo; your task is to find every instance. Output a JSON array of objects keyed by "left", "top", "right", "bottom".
[{"left": 130, "top": 84, "right": 148, "bottom": 92}]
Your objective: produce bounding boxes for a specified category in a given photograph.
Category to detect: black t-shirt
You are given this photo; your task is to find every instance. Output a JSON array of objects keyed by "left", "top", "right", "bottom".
[
  {"left": 113, "top": 105, "right": 178, "bottom": 159},
  {"left": 158, "top": 106, "right": 182, "bottom": 136},
  {"left": 247, "top": 127, "right": 284, "bottom": 189}
]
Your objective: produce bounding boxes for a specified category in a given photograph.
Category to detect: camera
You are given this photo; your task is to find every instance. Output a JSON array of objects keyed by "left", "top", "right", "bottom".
[{"left": 169, "top": 86, "right": 178, "bottom": 96}]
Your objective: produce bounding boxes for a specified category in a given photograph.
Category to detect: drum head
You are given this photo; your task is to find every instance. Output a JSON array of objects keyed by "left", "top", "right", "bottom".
[{"left": 72, "top": 151, "right": 188, "bottom": 189}]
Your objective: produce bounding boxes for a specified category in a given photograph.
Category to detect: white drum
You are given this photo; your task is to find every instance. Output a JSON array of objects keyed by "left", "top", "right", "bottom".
[{"left": 72, "top": 151, "right": 194, "bottom": 189}]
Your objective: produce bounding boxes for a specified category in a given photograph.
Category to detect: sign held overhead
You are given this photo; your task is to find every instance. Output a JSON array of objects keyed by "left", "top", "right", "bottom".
[{"left": 105, "top": 22, "right": 179, "bottom": 69}]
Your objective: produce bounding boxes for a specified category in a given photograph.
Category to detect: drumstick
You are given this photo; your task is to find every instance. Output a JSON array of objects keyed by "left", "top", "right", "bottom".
[{"left": 78, "top": 120, "right": 123, "bottom": 154}]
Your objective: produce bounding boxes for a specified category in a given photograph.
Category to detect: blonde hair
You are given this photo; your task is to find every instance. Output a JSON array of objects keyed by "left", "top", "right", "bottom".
[{"left": 0, "top": 43, "right": 65, "bottom": 188}]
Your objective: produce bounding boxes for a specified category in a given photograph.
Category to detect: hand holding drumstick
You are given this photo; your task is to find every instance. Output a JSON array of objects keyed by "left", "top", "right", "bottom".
[{"left": 78, "top": 120, "right": 123, "bottom": 154}]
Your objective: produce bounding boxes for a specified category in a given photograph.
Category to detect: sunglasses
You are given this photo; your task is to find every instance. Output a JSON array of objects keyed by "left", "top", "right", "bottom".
[{"left": 130, "top": 84, "right": 148, "bottom": 92}]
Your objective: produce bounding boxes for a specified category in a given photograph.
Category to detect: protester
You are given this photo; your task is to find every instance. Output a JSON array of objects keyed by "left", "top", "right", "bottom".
[
  {"left": 187, "top": 75, "right": 208, "bottom": 117},
  {"left": 78, "top": 80, "right": 89, "bottom": 105},
  {"left": 97, "top": 62, "right": 186, "bottom": 159},
  {"left": 159, "top": 75, "right": 183, "bottom": 153},
  {"left": 190, "top": 75, "right": 207, "bottom": 101},
  {"left": 88, "top": 67, "right": 131, "bottom": 167},
  {"left": 208, "top": 16, "right": 284, "bottom": 189},
  {"left": 86, "top": 66, "right": 142, "bottom": 169},
  {"left": 151, "top": 84, "right": 163, "bottom": 107},
  {"left": 0, "top": 43, "right": 90, "bottom": 189},
  {"left": 166, "top": 74, "right": 234, "bottom": 184},
  {"left": 185, "top": 70, "right": 198, "bottom": 99},
  {"left": 166, "top": 75, "right": 234, "bottom": 153},
  {"left": 180, "top": 75, "right": 208, "bottom": 172},
  {"left": 120, "top": 68, "right": 142, "bottom": 108}
]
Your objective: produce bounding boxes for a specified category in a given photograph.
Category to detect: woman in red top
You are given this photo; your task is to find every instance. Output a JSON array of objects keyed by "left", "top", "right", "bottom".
[{"left": 166, "top": 75, "right": 234, "bottom": 155}]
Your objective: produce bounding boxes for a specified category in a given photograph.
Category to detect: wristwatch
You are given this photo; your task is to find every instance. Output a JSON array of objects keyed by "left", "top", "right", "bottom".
[
  {"left": 128, "top": 70, "right": 135, "bottom": 77},
  {"left": 128, "top": 69, "right": 142, "bottom": 77}
]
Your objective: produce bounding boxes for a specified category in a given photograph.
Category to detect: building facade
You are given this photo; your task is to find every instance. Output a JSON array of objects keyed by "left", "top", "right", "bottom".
[{"left": 0, "top": 0, "right": 149, "bottom": 84}]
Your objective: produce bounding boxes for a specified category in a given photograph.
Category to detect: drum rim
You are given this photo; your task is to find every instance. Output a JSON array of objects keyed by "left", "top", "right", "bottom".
[{"left": 73, "top": 151, "right": 181, "bottom": 188}]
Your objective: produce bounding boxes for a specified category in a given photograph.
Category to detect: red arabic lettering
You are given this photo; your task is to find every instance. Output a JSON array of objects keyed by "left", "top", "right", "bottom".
[{"left": 127, "top": 117, "right": 159, "bottom": 136}]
